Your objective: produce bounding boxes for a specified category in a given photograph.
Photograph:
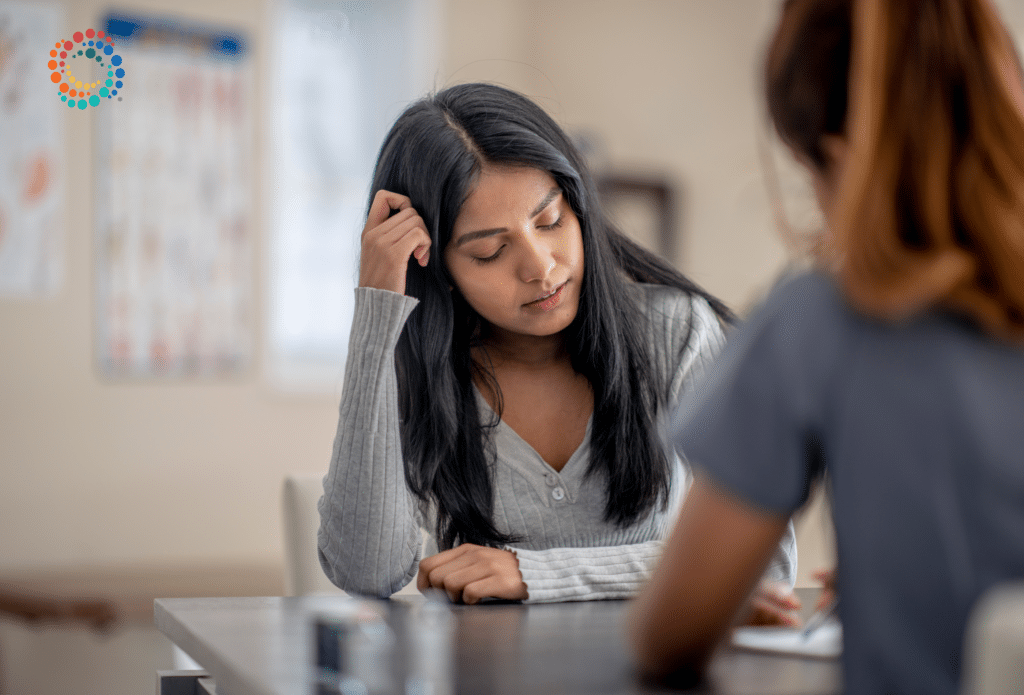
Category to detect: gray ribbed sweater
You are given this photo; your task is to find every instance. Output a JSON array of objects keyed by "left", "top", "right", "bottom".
[{"left": 318, "top": 283, "right": 797, "bottom": 602}]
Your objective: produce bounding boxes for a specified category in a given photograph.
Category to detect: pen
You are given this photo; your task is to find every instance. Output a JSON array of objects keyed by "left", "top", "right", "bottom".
[{"left": 801, "top": 597, "right": 839, "bottom": 640}]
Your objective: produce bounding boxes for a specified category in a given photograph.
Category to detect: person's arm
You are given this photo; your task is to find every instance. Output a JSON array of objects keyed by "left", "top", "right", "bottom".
[
  {"left": 318, "top": 189, "right": 434, "bottom": 598},
  {"left": 628, "top": 472, "right": 790, "bottom": 679},
  {"left": 669, "top": 292, "right": 799, "bottom": 594},
  {"left": 507, "top": 503, "right": 794, "bottom": 606},
  {"left": 631, "top": 274, "right": 844, "bottom": 678},
  {"left": 317, "top": 287, "right": 425, "bottom": 597}
]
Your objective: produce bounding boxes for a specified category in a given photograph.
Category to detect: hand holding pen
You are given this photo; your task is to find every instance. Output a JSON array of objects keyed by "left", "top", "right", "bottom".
[
  {"left": 801, "top": 596, "right": 839, "bottom": 639},
  {"left": 802, "top": 567, "right": 839, "bottom": 639},
  {"left": 812, "top": 568, "right": 837, "bottom": 611}
]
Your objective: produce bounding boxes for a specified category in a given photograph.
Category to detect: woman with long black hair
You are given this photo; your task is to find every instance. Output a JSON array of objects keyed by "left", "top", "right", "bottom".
[{"left": 318, "top": 82, "right": 797, "bottom": 605}]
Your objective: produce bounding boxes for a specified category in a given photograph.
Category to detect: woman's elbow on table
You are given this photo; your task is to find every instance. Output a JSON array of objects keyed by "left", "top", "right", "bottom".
[{"left": 316, "top": 532, "right": 419, "bottom": 598}]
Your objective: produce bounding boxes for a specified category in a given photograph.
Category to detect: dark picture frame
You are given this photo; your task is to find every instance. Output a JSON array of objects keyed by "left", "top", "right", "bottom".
[{"left": 596, "top": 174, "right": 680, "bottom": 261}]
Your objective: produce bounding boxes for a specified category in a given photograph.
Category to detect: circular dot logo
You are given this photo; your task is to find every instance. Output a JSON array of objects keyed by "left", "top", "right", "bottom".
[{"left": 50, "top": 28, "right": 126, "bottom": 109}]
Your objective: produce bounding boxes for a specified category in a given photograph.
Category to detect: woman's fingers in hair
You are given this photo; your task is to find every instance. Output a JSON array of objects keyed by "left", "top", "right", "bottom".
[
  {"left": 365, "top": 189, "right": 413, "bottom": 230},
  {"left": 359, "top": 190, "right": 431, "bottom": 293},
  {"left": 375, "top": 208, "right": 431, "bottom": 267}
]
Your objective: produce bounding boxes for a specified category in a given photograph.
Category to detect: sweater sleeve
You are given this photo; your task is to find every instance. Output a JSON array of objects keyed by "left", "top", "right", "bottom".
[
  {"left": 317, "top": 287, "right": 424, "bottom": 597},
  {"left": 511, "top": 541, "right": 666, "bottom": 603}
]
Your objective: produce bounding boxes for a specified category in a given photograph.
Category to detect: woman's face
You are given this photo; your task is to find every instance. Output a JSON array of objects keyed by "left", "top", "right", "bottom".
[{"left": 445, "top": 165, "right": 585, "bottom": 342}]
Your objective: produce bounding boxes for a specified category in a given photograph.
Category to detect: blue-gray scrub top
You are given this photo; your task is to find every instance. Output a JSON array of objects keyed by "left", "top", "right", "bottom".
[{"left": 673, "top": 271, "right": 1024, "bottom": 695}]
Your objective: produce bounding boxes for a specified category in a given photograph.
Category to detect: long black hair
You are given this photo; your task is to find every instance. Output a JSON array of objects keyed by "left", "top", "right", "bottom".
[{"left": 368, "top": 83, "right": 732, "bottom": 549}]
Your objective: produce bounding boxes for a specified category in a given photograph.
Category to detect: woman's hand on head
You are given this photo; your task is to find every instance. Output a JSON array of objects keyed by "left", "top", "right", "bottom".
[
  {"left": 359, "top": 189, "right": 432, "bottom": 295},
  {"left": 417, "top": 544, "right": 528, "bottom": 604}
]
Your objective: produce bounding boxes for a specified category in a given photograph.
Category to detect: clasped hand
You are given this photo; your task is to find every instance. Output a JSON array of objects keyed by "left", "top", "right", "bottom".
[{"left": 417, "top": 543, "right": 529, "bottom": 604}]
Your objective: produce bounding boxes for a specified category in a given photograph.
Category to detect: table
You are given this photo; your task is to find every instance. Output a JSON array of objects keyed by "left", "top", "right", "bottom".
[{"left": 155, "top": 591, "right": 840, "bottom": 695}]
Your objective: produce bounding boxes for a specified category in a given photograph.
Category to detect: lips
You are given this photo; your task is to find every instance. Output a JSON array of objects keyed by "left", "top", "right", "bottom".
[
  {"left": 524, "top": 281, "right": 567, "bottom": 311},
  {"left": 529, "top": 283, "right": 563, "bottom": 304}
]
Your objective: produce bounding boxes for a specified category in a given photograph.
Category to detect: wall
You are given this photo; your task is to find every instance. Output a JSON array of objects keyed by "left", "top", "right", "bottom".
[{"left": 0, "top": 0, "right": 341, "bottom": 573}]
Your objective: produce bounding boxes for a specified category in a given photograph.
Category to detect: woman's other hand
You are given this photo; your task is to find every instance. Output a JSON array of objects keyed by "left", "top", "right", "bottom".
[
  {"left": 813, "top": 567, "right": 837, "bottom": 610},
  {"left": 359, "top": 189, "right": 431, "bottom": 294},
  {"left": 417, "top": 544, "right": 529, "bottom": 604},
  {"left": 743, "top": 581, "right": 802, "bottom": 627}
]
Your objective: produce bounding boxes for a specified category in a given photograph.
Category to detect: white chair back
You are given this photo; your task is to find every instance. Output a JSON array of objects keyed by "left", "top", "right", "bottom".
[{"left": 961, "top": 582, "right": 1024, "bottom": 695}]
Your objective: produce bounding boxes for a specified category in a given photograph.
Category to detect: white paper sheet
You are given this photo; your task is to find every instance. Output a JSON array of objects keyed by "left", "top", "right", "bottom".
[{"left": 731, "top": 621, "right": 842, "bottom": 659}]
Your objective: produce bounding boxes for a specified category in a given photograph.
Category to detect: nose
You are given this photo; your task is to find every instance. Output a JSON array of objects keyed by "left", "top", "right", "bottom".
[{"left": 517, "top": 233, "right": 557, "bottom": 283}]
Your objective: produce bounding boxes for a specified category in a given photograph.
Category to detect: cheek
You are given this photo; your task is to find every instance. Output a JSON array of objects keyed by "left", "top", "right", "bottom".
[
  {"left": 449, "top": 261, "right": 512, "bottom": 311},
  {"left": 565, "top": 226, "right": 585, "bottom": 272}
]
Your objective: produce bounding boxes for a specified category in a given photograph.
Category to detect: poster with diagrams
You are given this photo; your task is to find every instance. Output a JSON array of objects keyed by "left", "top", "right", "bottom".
[
  {"left": 0, "top": 1, "right": 64, "bottom": 297},
  {"left": 94, "top": 13, "right": 253, "bottom": 377}
]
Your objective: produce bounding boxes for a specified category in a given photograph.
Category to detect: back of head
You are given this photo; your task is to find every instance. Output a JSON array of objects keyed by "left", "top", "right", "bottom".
[{"left": 767, "top": 0, "right": 1024, "bottom": 342}]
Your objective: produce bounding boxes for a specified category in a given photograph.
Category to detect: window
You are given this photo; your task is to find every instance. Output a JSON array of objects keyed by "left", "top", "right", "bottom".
[{"left": 267, "top": 0, "right": 436, "bottom": 391}]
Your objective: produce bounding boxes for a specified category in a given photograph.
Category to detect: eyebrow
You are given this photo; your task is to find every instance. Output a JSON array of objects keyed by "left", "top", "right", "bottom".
[{"left": 454, "top": 187, "right": 562, "bottom": 247}]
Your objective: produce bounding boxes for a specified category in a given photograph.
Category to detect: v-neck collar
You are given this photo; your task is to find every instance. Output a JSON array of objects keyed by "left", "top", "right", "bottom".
[{"left": 472, "top": 383, "right": 592, "bottom": 494}]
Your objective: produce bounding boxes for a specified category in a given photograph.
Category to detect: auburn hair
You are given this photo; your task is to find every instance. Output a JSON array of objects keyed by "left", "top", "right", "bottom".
[{"left": 767, "top": 0, "right": 1024, "bottom": 342}]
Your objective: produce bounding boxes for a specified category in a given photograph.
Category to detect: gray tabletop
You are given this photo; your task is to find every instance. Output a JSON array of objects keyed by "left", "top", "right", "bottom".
[{"left": 155, "top": 592, "right": 840, "bottom": 695}]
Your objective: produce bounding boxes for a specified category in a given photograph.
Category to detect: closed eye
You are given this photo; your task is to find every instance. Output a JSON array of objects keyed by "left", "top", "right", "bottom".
[
  {"left": 539, "top": 216, "right": 563, "bottom": 230},
  {"left": 473, "top": 246, "right": 505, "bottom": 264}
]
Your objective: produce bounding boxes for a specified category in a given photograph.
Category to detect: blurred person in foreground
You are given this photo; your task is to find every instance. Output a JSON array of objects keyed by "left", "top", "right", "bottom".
[{"left": 629, "top": 0, "right": 1024, "bottom": 693}]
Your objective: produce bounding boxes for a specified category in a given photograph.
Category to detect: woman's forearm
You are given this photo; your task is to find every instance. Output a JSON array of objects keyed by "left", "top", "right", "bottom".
[{"left": 317, "top": 287, "right": 425, "bottom": 597}]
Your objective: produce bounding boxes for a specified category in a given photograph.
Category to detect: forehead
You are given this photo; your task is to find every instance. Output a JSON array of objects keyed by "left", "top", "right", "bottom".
[{"left": 455, "top": 166, "right": 559, "bottom": 227}]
